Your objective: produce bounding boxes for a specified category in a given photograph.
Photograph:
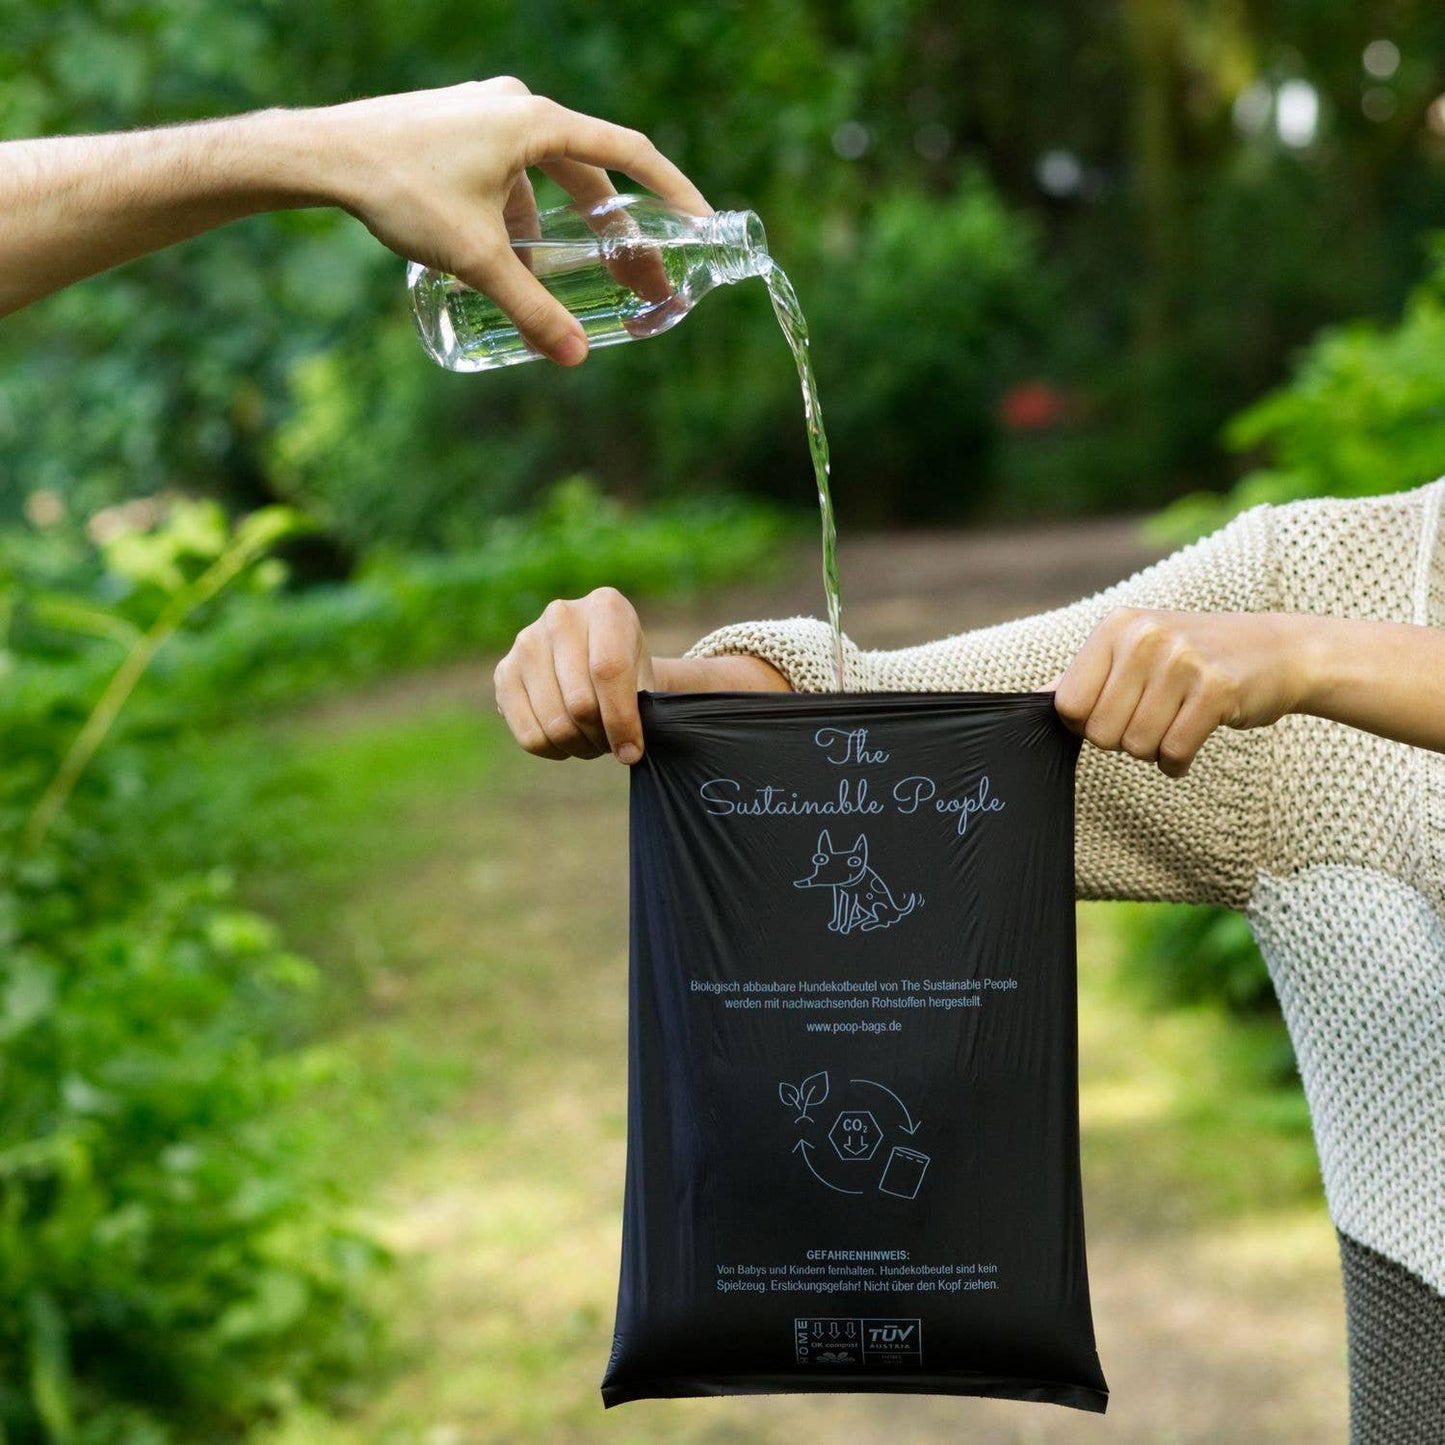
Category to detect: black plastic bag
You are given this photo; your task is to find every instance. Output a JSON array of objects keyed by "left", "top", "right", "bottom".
[{"left": 603, "top": 690, "right": 1107, "bottom": 1412}]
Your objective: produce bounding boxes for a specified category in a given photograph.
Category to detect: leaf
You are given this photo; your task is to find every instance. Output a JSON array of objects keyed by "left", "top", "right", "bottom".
[
  {"left": 778, "top": 1082, "right": 800, "bottom": 1110},
  {"left": 104, "top": 531, "right": 187, "bottom": 595},
  {"left": 0, "top": 1136, "right": 82, "bottom": 1181},
  {"left": 233, "top": 505, "right": 311, "bottom": 556},
  {"left": 800, "top": 1071, "right": 829, "bottom": 1109},
  {"left": 26, "top": 1289, "right": 74, "bottom": 1445},
  {"left": 0, "top": 957, "right": 58, "bottom": 1041},
  {"left": 28, "top": 594, "right": 142, "bottom": 649},
  {"left": 166, "top": 498, "right": 230, "bottom": 561},
  {"left": 214, "top": 1270, "right": 310, "bottom": 1344}
]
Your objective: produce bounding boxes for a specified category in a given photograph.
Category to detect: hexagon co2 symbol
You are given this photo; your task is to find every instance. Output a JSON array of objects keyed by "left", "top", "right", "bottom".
[{"left": 828, "top": 1109, "right": 882, "bottom": 1163}]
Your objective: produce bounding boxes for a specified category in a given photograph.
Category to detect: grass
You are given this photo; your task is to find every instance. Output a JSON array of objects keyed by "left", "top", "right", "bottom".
[{"left": 210, "top": 673, "right": 1339, "bottom": 1443}]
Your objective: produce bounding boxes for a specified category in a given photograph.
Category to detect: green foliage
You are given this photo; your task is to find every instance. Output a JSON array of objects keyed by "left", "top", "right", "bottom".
[
  {"left": 0, "top": 870, "right": 381, "bottom": 1444},
  {"left": 0, "top": 505, "right": 386, "bottom": 1444},
  {"left": 12, "top": 0, "right": 1445, "bottom": 535},
  {"left": 1153, "top": 237, "right": 1445, "bottom": 543},
  {"left": 138, "top": 479, "right": 789, "bottom": 722},
  {"left": 23, "top": 502, "right": 306, "bottom": 854},
  {"left": 11, "top": 479, "right": 784, "bottom": 729},
  {"left": 0, "top": 0, "right": 883, "bottom": 534},
  {"left": 0, "top": 482, "right": 780, "bottom": 1440},
  {"left": 1117, "top": 902, "right": 1277, "bottom": 1015},
  {"left": 812, "top": 179, "right": 1055, "bottom": 521},
  {"left": 268, "top": 177, "right": 1052, "bottom": 545}
]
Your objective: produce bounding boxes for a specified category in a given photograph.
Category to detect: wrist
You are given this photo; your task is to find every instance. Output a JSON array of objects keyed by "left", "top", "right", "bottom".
[
  {"left": 1286, "top": 613, "right": 1343, "bottom": 718},
  {"left": 272, "top": 97, "right": 425, "bottom": 221},
  {"left": 223, "top": 107, "right": 345, "bottom": 211}
]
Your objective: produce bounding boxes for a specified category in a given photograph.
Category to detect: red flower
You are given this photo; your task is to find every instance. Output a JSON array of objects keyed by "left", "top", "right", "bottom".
[{"left": 999, "top": 380, "right": 1069, "bottom": 432}]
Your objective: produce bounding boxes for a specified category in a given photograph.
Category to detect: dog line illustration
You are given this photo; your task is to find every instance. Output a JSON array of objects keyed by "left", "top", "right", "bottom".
[{"left": 794, "top": 829, "right": 923, "bottom": 935}]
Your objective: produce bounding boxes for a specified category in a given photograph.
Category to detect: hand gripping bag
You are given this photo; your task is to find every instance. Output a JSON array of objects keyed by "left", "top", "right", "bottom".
[{"left": 602, "top": 690, "right": 1108, "bottom": 1411}]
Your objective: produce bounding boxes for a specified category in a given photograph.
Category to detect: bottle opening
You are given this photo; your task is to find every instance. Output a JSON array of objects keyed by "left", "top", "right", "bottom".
[{"left": 710, "top": 210, "right": 771, "bottom": 283}]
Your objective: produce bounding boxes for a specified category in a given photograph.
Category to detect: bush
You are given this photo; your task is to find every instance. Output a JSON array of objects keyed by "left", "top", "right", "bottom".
[
  {"left": 266, "top": 173, "right": 1058, "bottom": 547},
  {"left": 0, "top": 867, "right": 381, "bottom": 1444},
  {"left": 809, "top": 178, "right": 1057, "bottom": 522},
  {"left": 0, "top": 506, "right": 383, "bottom": 1443},
  {"left": 0, "top": 482, "right": 784, "bottom": 1440},
  {"left": 1153, "top": 235, "right": 1445, "bottom": 543},
  {"left": 113, "top": 478, "right": 788, "bottom": 726}
]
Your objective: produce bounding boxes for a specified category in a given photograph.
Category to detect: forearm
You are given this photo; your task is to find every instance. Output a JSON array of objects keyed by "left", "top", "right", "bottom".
[
  {"left": 652, "top": 653, "right": 790, "bottom": 693},
  {"left": 668, "top": 612, "right": 1445, "bottom": 749},
  {"left": 1295, "top": 615, "right": 1445, "bottom": 752},
  {"left": 0, "top": 109, "right": 340, "bottom": 316}
]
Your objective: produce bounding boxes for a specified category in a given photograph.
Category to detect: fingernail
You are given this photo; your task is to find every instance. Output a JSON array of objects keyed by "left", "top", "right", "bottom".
[
  {"left": 616, "top": 743, "right": 641, "bottom": 765},
  {"left": 554, "top": 334, "right": 587, "bottom": 367}
]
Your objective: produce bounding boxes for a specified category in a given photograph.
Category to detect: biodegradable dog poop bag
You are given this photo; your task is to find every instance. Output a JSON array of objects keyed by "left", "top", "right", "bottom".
[{"left": 603, "top": 690, "right": 1107, "bottom": 1412}]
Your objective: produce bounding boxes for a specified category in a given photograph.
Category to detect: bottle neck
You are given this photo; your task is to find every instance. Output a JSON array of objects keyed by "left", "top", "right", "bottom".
[{"left": 706, "top": 210, "right": 770, "bottom": 284}]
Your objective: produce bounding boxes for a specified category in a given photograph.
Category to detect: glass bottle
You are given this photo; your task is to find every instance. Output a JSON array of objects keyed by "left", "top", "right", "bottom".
[{"left": 408, "top": 194, "right": 771, "bottom": 373}]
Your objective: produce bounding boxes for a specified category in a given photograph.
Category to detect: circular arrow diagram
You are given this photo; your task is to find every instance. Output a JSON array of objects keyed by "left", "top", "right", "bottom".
[
  {"left": 850, "top": 1077, "right": 922, "bottom": 1135},
  {"left": 792, "top": 1139, "right": 864, "bottom": 1194}
]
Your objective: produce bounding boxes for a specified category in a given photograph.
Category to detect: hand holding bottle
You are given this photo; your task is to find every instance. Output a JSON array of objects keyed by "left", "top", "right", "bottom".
[
  {"left": 326, "top": 80, "right": 711, "bottom": 365},
  {"left": 0, "top": 78, "right": 708, "bottom": 367},
  {"left": 410, "top": 193, "right": 769, "bottom": 372}
]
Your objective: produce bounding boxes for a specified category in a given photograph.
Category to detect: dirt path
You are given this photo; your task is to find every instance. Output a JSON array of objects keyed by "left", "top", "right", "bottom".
[
  {"left": 299, "top": 514, "right": 1170, "bottom": 728},
  {"left": 648, "top": 513, "right": 1180, "bottom": 655},
  {"left": 271, "top": 518, "right": 1349, "bottom": 1444}
]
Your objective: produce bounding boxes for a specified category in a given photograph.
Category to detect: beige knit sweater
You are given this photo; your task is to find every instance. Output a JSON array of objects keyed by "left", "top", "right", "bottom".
[{"left": 687, "top": 479, "right": 1445, "bottom": 1443}]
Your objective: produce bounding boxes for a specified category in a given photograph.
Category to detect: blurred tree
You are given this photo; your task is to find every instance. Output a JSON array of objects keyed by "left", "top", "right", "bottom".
[{"left": 2, "top": 0, "right": 1444, "bottom": 538}]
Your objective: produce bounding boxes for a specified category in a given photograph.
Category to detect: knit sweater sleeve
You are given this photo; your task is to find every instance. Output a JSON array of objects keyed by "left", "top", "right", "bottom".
[{"left": 685, "top": 505, "right": 1279, "bottom": 907}]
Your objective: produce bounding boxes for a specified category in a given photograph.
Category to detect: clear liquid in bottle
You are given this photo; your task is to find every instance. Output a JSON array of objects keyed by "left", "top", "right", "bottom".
[{"left": 409, "top": 195, "right": 769, "bottom": 372}]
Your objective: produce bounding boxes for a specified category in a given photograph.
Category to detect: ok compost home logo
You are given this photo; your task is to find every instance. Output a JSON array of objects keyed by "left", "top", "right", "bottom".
[{"left": 794, "top": 1314, "right": 924, "bottom": 1367}]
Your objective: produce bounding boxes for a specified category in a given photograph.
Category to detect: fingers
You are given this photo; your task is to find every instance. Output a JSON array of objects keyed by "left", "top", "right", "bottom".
[
  {"left": 536, "top": 155, "right": 618, "bottom": 215},
  {"left": 546, "top": 620, "right": 612, "bottom": 758},
  {"left": 586, "top": 589, "right": 649, "bottom": 763},
  {"left": 536, "top": 156, "right": 677, "bottom": 311},
  {"left": 452, "top": 220, "right": 587, "bottom": 365},
  {"left": 1054, "top": 608, "right": 1226, "bottom": 777},
  {"left": 502, "top": 171, "right": 542, "bottom": 248},
  {"left": 534, "top": 102, "right": 711, "bottom": 216},
  {"left": 518, "top": 649, "right": 601, "bottom": 759},
  {"left": 494, "top": 655, "right": 566, "bottom": 760},
  {"left": 415, "top": 88, "right": 706, "bottom": 363},
  {"left": 1117, "top": 669, "right": 1192, "bottom": 765},
  {"left": 1155, "top": 691, "right": 1221, "bottom": 778},
  {"left": 1052, "top": 625, "right": 1114, "bottom": 737},
  {"left": 494, "top": 590, "right": 649, "bottom": 763}
]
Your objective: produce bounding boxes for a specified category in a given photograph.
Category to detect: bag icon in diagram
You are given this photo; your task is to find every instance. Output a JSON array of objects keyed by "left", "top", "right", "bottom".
[{"left": 879, "top": 1146, "right": 930, "bottom": 1200}]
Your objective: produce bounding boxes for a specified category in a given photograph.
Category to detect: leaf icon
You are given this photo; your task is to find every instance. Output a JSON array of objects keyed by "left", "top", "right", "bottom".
[
  {"left": 778, "top": 1082, "right": 801, "bottom": 1111},
  {"left": 800, "top": 1071, "right": 829, "bottom": 1110}
]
